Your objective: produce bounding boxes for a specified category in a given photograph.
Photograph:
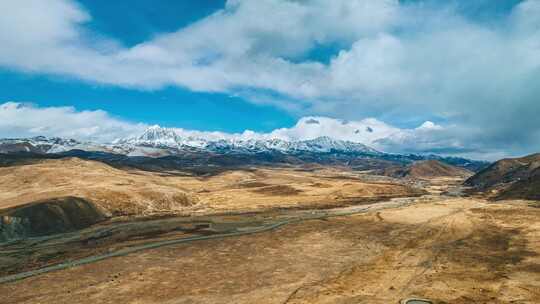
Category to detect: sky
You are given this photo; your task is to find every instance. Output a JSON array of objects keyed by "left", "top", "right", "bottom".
[{"left": 0, "top": 0, "right": 539, "bottom": 160}]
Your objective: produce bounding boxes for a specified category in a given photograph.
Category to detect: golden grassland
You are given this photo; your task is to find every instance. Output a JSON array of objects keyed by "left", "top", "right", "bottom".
[
  {"left": 1, "top": 198, "right": 539, "bottom": 304},
  {"left": 0, "top": 158, "right": 422, "bottom": 216},
  {"left": 2, "top": 158, "right": 538, "bottom": 303}
]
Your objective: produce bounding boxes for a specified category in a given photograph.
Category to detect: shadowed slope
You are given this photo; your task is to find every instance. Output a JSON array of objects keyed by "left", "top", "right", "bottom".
[
  {"left": 384, "top": 160, "right": 472, "bottom": 179},
  {"left": 0, "top": 197, "right": 106, "bottom": 241},
  {"left": 465, "top": 153, "right": 540, "bottom": 200}
]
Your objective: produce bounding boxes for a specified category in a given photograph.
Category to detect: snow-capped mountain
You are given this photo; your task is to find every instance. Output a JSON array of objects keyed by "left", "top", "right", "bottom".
[
  {"left": 1, "top": 125, "right": 380, "bottom": 157},
  {"left": 115, "top": 125, "right": 209, "bottom": 150},
  {"left": 0, "top": 136, "right": 89, "bottom": 154},
  {"left": 0, "top": 126, "right": 489, "bottom": 172},
  {"left": 116, "top": 126, "right": 380, "bottom": 155}
]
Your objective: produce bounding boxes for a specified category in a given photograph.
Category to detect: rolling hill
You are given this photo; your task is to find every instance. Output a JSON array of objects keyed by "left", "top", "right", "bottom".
[
  {"left": 464, "top": 153, "right": 540, "bottom": 200},
  {"left": 382, "top": 160, "right": 473, "bottom": 179}
]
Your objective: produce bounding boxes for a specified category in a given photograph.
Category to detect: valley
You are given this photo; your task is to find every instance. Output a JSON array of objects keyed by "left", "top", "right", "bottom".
[
  {"left": 0, "top": 145, "right": 539, "bottom": 304},
  {"left": 3, "top": 2, "right": 539, "bottom": 303},
  {"left": 1, "top": 192, "right": 539, "bottom": 304}
]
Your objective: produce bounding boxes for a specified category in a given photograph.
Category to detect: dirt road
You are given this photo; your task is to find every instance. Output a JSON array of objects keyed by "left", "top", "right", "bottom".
[{"left": 1, "top": 197, "right": 539, "bottom": 304}]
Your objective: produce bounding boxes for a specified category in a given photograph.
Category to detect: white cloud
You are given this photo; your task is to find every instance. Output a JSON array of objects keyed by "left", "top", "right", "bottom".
[
  {"left": 266, "top": 117, "right": 400, "bottom": 143},
  {"left": 0, "top": 102, "right": 146, "bottom": 142},
  {"left": 0, "top": 0, "right": 399, "bottom": 91},
  {"left": 0, "top": 0, "right": 540, "bottom": 156},
  {"left": 0, "top": 101, "right": 518, "bottom": 160},
  {"left": 0, "top": 101, "right": 445, "bottom": 150},
  {"left": 158, "top": 115, "right": 442, "bottom": 153}
]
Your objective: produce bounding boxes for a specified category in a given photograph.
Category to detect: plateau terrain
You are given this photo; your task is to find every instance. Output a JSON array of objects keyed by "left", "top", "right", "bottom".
[
  {"left": 0, "top": 143, "right": 539, "bottom": 304},
  {"left": 2, "top": 1, "right": 539, "bottom": 303}
]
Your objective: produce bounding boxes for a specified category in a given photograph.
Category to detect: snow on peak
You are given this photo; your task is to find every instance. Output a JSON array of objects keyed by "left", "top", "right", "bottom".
[
  {"left": 138, "top": 125, "right": 178, "bottom": 143},
  {"left": 115, "top": 125, "right": 381, "bottom": 155}
]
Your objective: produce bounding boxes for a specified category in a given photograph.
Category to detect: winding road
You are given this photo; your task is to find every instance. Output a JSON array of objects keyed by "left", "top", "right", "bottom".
[{"left": 0, "top": 196, "right": 427, "bottom": 284}]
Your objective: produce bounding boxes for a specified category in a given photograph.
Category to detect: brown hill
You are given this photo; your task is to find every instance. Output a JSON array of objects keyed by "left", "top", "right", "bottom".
[
  {"left": 0, "top": 157, "right": 198, "bottom": 217},
  {"left": 383, "top": 160, "right": 472, "bottom": 179},
  {"left": 0, "top": 197, "right": 106, "bottom": 242},
  {"left": 465, "top": 153, "right": 540, "bottom": 200},
  {"left": 0, "top": 157, "right": 423, "bottom": 219}
]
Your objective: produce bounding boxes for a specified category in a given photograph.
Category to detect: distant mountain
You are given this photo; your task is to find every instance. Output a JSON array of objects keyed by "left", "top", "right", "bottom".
[
  {"left": 0, "top": 136, "right": 91, "bottom": 154},
  {"left": 0, "top": 126, "right": 488, "bottom": 172},
  {"left": 116, "top": 125, "right": 381, "bottom": 155},
  {"left": 383, "top": 160, "right": 473, "bottom": 179},
  {"left": 465, "top": 153, "right": 540, "bottom": 200},
  {"left": 115, "top": 125, "right": 208, "bottom": 150}
]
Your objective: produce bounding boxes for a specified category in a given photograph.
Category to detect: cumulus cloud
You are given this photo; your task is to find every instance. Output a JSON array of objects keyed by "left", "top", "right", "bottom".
[
  {"left": 0, "top": 102, "right": 147, "bottom": 142},
  {"left": 0, "top": 0, "right": 539, "bottom": 156},
  {"left": 0, "top": 101, "right": 518, "bottom": 160},
  {"left": 0, "top": 102, "right": 455, "bottom": 155}
]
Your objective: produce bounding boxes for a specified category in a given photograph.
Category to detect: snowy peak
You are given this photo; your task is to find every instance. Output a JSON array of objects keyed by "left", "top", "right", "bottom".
[
  {"left": 299, "top": 136, "right": 379, "bottom": 153},
  {"left": 139, "top": 125, "right": 177, "bottom": 141},
  {"left": 135, "top": 125, "right": 180, "bottom": 146},
  {"left": 0, "top": 127, "right": 488, "bottom": 172},
  {"left": 116, "top": 125, "right": 381, "bottom": 155},
  {"left": 0, "top": 126, "right": 381, "bottom": 156},
  {"left": 118, "top": 125, "right": 208, "bottom": 149},
  {"left": 0, "top": 136, "right": 85, "bottom": 154}
]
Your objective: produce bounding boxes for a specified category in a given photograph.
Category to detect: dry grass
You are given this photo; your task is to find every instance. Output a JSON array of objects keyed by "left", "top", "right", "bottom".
[
  {"left": 1, "top": 198, "right": 539, "bottom": 304},
  {"left": 0, "top": 158, "right": 421, "bottom": 217},
  {"left": 1, "top": 159, "right": 538, "bottom": 304}
]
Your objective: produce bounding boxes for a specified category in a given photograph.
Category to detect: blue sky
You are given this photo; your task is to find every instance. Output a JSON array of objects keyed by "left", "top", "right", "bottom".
[
  {"left": 0, "top": 0, "right": 539, "bottom": 159},
  {"left": 0, "top": 0, "right": 296, "bottom": 133},
  {"left": 78, "top": 0, "right": 226, "bottom": 47},
  {"left": 0, "top": 70, "right": 295, "bottom": 133}
]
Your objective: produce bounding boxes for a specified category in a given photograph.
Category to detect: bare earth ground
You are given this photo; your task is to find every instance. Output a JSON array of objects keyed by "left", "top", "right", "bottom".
[{"left": 2, "top": 196, "right": 539, "bottom": 304}]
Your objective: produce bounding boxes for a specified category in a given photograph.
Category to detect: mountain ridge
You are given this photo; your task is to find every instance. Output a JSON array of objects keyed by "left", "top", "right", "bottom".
[
  {"left": 382, "top": 160, "right": 473, "bottom": 179},
  {"left": 465, "top": 153, "right": 540, "bottom": 199},
  {"left": 116, "top": 125, "right": 381, "bottom": 155},
  {"left": 0, "top": 126, "right": 489, "bottom": 172}
]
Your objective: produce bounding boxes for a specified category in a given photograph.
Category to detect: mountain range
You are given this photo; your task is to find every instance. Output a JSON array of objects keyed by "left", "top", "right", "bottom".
[{"left": 0, "top": 125, "right": 488, "bottom": 172}]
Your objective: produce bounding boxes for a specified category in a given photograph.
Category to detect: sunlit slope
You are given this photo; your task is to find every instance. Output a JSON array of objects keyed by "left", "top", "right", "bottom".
[{"left": 0, "top": 158, "right": 424, "bottom": 217}]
